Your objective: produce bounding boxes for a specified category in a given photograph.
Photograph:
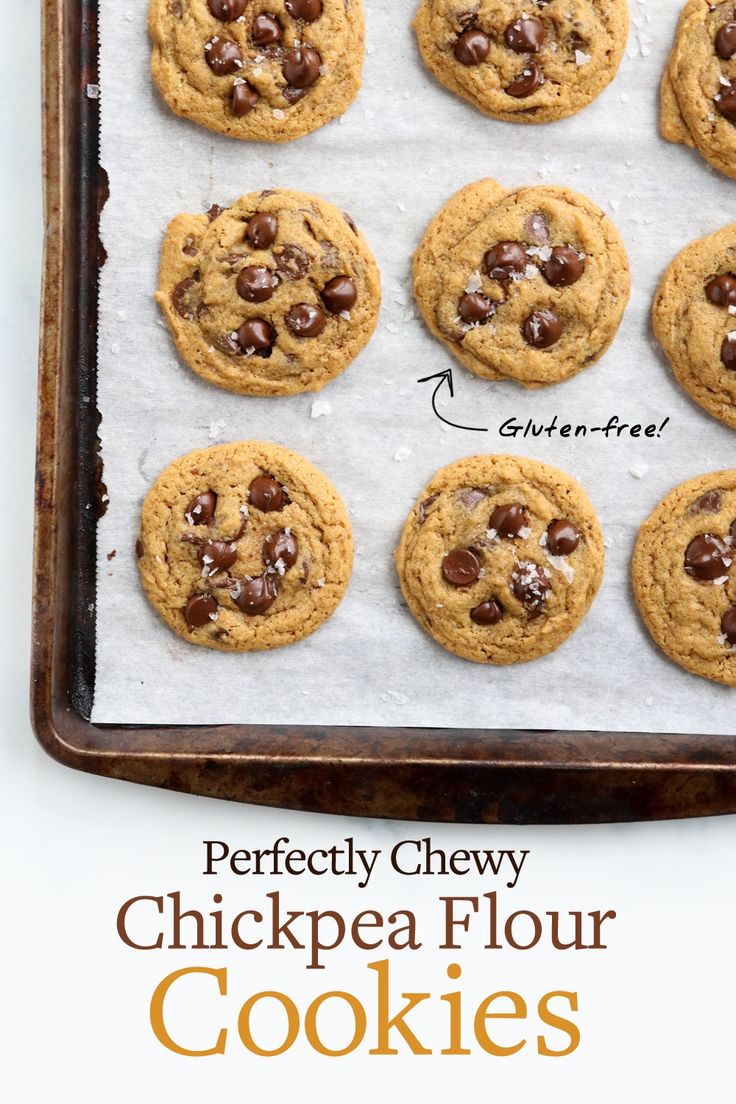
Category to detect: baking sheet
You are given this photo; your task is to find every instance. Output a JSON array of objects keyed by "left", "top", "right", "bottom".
[{"left": 93, "top": 0, "right": 736, "bottom": 731}]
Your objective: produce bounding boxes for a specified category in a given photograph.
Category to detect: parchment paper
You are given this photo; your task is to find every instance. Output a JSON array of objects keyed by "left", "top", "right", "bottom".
[{"left": 93, "top": 0, "right": 736, "bottom": 732}]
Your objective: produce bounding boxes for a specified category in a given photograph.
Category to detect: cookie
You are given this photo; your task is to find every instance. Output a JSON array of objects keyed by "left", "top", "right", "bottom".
[
  {"left": 148, "top": 0, "right": 364, "bottom": 142},
  {"left": 413, "top": 179, "right": 630, "bottom": 388},
  {"left": 632, "top": 471, "right": 736, "bottom": 687},
  {"left": 661, "top": 0, "right": 736, "bottom": 180},
  {"left": 653, "top": 225, "right": 736, "bottom": 430},
  {"left": 157, "top": 189, "right": 381, "bottom": 396},
  {"left": 137, "top": 441, "right": 354, "bottom": 651},
  {"left": 413, "top": 0, "right": 629, "bottom": 123},
  {"left": 395, "top": 455, "right": 604, "bottom": 665}
]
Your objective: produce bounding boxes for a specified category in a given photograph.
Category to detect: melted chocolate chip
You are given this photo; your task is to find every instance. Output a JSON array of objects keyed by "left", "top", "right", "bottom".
[
  {"left": 716, "top": 22, "right": 736, "bottom": 59},
  {"left": 525, "top": 211, "right": 551, "bottom": 245},
  {"left": 285, "top": 0, "right": 323, "bottom": 20},
  {"left": 185, "top": 491, "right": 217, "bottom": 526},
  {"left": 731, "top": 519, "right": 736, "bottom": 542},
  {"left": 505, "top": 16, "right": 545, "bottom": 53},
  {"left": 470, "top": 599, "right": 504, "bottom": 625},
  {"left": 722, "top": 606, "right": 736, "bottom": 645},
  {"left": 246, "top": 212, "right": 278, "bottom": 248},
  {"left": 285, "top": 303, "right": 327, "bottom": 338},
  {"left": 236, "top": 266, "right": 279, "bottom": 303},
  {"left": 511, "top": 562, "right": 551, "bottom": 609},
  {"left": 263, "top": 528, "right": 299, "bottom": 569},
  {"left": 322, "top": 276, "right": 357, "bottom": 314},
  {"left": 490, "top": 502, "right": 526, "bottom": 538},
  {"left": 283, "top": 86, "right": 309, "bottom": 105},
  {"left": 205, "top": 36, "right": 244, "bottom": 76},
  {"left": 172, "top": 277, "right": 201, "bottom": 320},
  {"left": 684, "top": 533, "right": 731, "bottom": 580},
  {"left": 282, "top": 47, "right": 322, "bottom": 89},
  {"left": 715, "top": 80, "right": 736, "bottom": 123},
  {"left": 523, "top": 308, "right": 563, "bottom": 349},
  {"left": 213, "top": 331, "right": 241, "bottom": 356},
  {"left": 135, "top": 539, "right": 144, "bottom": 559},
  {"left": 208, "top": 0, "right": 246, "bottom": 18},
  {"left": 234, "top": 575, "right": 278, "bottom": 615},
  {"left": 343, "top": 212, "right": 358, "bottom": 235},
  {"left": 201, "top": 541, "right": 238, "bottom": 575},
  {"left": 454, "top": 28, "right": 490, "bottom": 65},
  {"left": 275, "top": 243, "right": 310, "bottom": 281},
  {"left": 547, "top": 519, "right": 581, "bottom": 556},
  {"left": 418, "top": 493, "right": 439, "bottom": 523},
  {"left": 485, "top": 241, "right": 527, "bottom": 280},
  {"left": 543, "top": 246, "right": 585, "bottom": 287},
  {"left": 207, "top": 203, "right": 224, "bottom": 222},
  {"left": 442, "top": 548, "right": 481, "bottom": 587},
  {"left": 252, "top": 13, "right": 282, "bottom": 45},
  {"left": 249, "top": 476, "right": 285, "bottom": 512},
  {"left": 182, "top": 237, "right": 198, "bottom": 257},
  {"left": 184, "top": 594, "right": 219, "bottom": 629},
  {"left": 238, "top": 318, "right": 274, "bottom": 353},
  {"left": 459, "top": 292, "right": 494, "bottom": 323},
  {"left": 722, "top": 335, "right": 736, "bottom": 370},
  {"left": 232, "top": 81, "right": 259, "bottom": 116},
  {"left": 705, "top": 273, "right": 736, "bottom": 307},
  {"left": 506, "top": 60, "right": 543, "bottom": 98},
  {"left": 694, "top": 490, "right": 723, "bottom": 513}
]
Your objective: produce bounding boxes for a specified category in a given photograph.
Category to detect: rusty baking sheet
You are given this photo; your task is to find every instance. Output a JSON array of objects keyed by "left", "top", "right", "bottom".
[{"left": 31, "top": 0, "right": 736, "bottom": 823}]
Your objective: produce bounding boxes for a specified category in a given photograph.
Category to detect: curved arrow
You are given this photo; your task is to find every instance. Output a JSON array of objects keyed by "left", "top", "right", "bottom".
[{"left": 417, "top": 368, "right": 488, "bottom": 433}]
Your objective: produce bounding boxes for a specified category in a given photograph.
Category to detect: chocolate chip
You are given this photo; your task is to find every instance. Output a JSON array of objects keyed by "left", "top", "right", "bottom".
[
  {"left": 705, "top": 273, "right": 736, "bottom": 307},
  {"left": 523, "top": 309, "right": 563, "bottom": 349},
  {"left": 716, "top": 22, "right": 736, "bottom": 59},
  {"left": 184, "top": 594, "right": 219, "bottom": 629},
  {"left": 207, "top": 204, "right": 224, "bottom": 222},
  {"left": 485, "top": 241, "right": 527, "bottom": 280},
  {"left": 489, "top": 502, "right": 526, "bottom": 538},
  {"left": 182, "top": 237, "right": 198, "bottom": 256},
  {"left": 543, "top": 246, "right": 585, "bottom": 287},
  {"left": 246, "top": 212, "right": 278, "bottom": 248},
  {"left": 252, "top": 13, "right": 282, "bottom": 45},
  {"left": 208, "top": 0, "right": 246, "bottom": 18},
  {"left": 722, "top": 335, "right": 736, "bottom": 370},
  {"left": 271, "top": 249, "right": 309, "bottom": 288},
  {"left": 504, "top": 17, "right": 545, "bottom": 53},
  {"left": 511, "top": 561, "right": 551, "bottom": 609},
  {"left": 238, "top": 318, "right": 274, "bottom": 353},
  {"left": 547, "top": 519, "right": 581, "bottom": 556},
  {"left": 236, "top": 266, "right": 279, "bottom": 303},
  {"left": 201, "top": 541, "right": 238, "bottom": 575},
  {"left": 263, "top": 528, "right": 299, "bottom": 569},
  {"left": 470, "top": 599, "right": 504, "bottom": 625},
  {"left": 442, "top": 549, "right": 481, "bottom": 587},
  {"left": 723, "top": 606, "right": 736, "bottom": 644},
  {"left": 213, "top": 331, "right": 241, "bottom": 355},
  {"left": 135, "top": 539, "right": 144, "bottom": 559},
  {"left": 234, "top": 575, "right": 278, "bottom": 615},
  {"left": 694, "top": 490, "right": 723, "bottom": 513},
  {"left": 172, "top": 277, "right": 201, "bottom": 320},
  {"left": 418, "top": 493, "right": 439, "bottom": 523},
  {"left": 285, "top": 303, "right": 327, "bottom": 338},
  {"left": 525, "top": 211, "right": 551, "bottom": 245},
  {"left": 344, "top": 212, "right": 358, "bottom": 234},
  {"left": 283, "top": 86, "right": 309, "bottom": 105},
  {"left": 457, "top": 487, "right": 488, "bottom": 510},
  {"left": 715, "top": 80, "right": 736, "bottom": 123},
  {"left": 459, "top": 292, "right": 494, "bottom": 323},
  {"left": 204, "top": 36, "right": 244, "bottom": 76},
  {"left": 684, "top": 533, "right": 731, "bottom": 580},
  {"left": 505, "top": 60, "right": 543, "bottom": 97},
  {"left": 322, "top": 276, "right": 357, "bottom": 314},
  {"left": 170, "top": 0, "right": 183, "bottom": 15},
  {"left": 285, "top": 0, "right": 323, "bottom": 20},
  {"left": 282, "top": 47, "right": 322, "bottom": 89},
  {"left": 249, "top": 476, "right": 285, "bottom": 512},
  {"left": 454, "top": 28, "right": 490, "bottom": 65},
  {"left": 185, "top": 491, "right": 217, "bottom": 526},
  {"left": 232, "top": 81, "right": 259, "bottom": 116}
]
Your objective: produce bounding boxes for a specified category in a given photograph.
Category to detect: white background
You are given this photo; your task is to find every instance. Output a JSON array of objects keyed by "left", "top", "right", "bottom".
[{"left": 3, "top": 1, "right": 736, "bottom": 1098}]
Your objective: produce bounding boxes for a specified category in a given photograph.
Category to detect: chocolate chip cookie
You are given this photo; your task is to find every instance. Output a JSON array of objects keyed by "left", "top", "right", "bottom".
[
  {"left": 632, "top": 471, "right": 736, "bottom": 686},
  {"left": 396, "top": 454, "right": 604, "bottom": 664},
  {"left": 148, "top": 0, "right": 364, "bottom": 142},
  {"left": 137, "top": 441, "right": 353, "bottom": 651},
  {"left": 157, "top": 189, "right": 381, "bottom": 396},
  {"left": 653, "top": 224, "right": 736, "bottom": 430},
  {"left": 413, "top": 0, "right": 629, "bottom": 123},
  {"left": 661, "top": 0, "right": 736, "bottom": 180},
  {"left": 413, "top": 179, "right": 630, "bottom": 388}
]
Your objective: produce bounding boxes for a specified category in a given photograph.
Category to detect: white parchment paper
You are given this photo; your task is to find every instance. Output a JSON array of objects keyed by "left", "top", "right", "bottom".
[{"left": 94, "top": 0, "right": 736, "bottom": 731}]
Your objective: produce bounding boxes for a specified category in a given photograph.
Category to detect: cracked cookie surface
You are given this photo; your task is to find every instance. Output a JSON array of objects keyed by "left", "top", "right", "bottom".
[
  {"left": 661, "top": 0, "right": 736, "bottom": 180},
  {"left": 653, "top": 224, "right": 736, "bottom": 430},
  {"left": 395, "top": 454, "right": 604, "bottom": 665},
  {"left": 632, "top": 470, "right": 736, "bottom": 686},
  {"left": 413, "top": 0, "right": 628, "bottom": 123},
  {"left": 157, "top": 188, "right": 381, "bottom": 396},
  {"left": 148, "top": 0, "right": 364, "bottom": 142},
  {"left": 413, "top": 179, "right": 630, "bottom": 388},
  {"left": 138, "top": 441, "right": 354, "bottom": 651}
]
